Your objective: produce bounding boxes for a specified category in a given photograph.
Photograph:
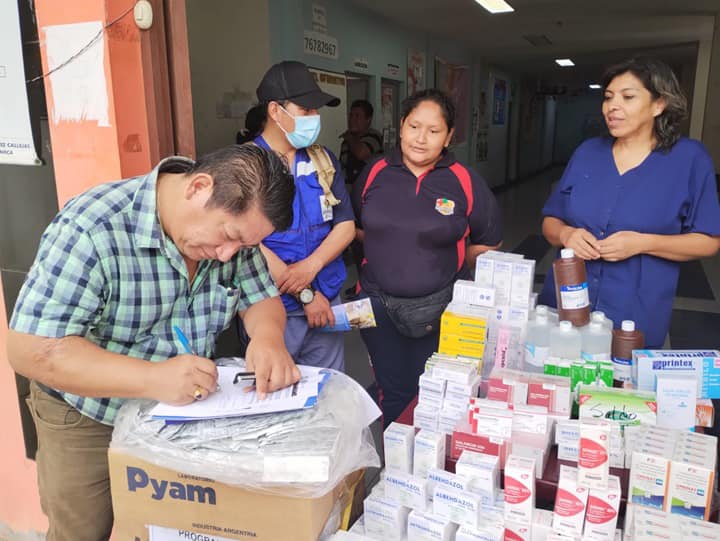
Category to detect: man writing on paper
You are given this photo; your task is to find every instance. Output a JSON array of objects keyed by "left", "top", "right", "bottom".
[
  {"left": 253, "top": 61, "right": 355, "bottom": 371},
  {"left": 7, "top": 145, "right": 299, "bottom": 541}
]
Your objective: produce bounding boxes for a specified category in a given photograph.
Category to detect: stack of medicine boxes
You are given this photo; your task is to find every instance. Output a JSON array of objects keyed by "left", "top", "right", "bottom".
[
  {"left": 362, "top": 421, "right": 505, "bottom": 540},
  {"left": 474, "top": 251, "right": 536, "bottom": 378},
  {"left": 625, "top": 426, "right": 718, "bottom": 522},
  {"left": 415, "top": 354, "right": 482, "bottom": 436}
]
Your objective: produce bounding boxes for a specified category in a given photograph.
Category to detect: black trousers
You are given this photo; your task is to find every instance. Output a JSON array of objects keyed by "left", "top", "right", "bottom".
[{"left": 360, "top": 293, "right": 439, "bottom": 427}]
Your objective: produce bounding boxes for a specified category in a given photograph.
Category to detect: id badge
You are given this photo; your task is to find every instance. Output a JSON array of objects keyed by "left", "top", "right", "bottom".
[{"left": 320, "top": 194, "right": 333, "bottom": 222}]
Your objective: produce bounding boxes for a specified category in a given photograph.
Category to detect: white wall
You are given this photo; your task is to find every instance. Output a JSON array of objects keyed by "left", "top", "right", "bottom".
[{"left": 186, "top": 0, "right": 271, "bottom": 155}]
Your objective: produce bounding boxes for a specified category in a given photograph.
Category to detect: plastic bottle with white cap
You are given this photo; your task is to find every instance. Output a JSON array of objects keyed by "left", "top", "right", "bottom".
[
  {"left": 524, "top": 312, "right": 553, "bottom": 373},
  {"left": 611, "top": 320, "right": 644, "bottom": 386},
  {"left": 590, "top": 311, "right": 614, "bottom": 331},
  {"left": 581, "top": 319, "right": 612, "bottom": 361},
  {"left": 548, "top": 320, "right": 582, "bottom": 377}
]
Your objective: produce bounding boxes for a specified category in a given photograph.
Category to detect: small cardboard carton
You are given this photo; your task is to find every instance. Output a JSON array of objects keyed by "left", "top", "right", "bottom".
[{"left": 109, "top": 449, "right": 361, "bottom": 541}]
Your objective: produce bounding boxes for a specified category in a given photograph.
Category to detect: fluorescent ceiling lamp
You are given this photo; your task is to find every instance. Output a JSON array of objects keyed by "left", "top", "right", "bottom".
[
  {"left": 475, "top": 0, "right": 514, "bottom": 14},
  {"left": 588, "top": 84, "right": 602, "bottom": 89},
  {"left": 555, "top": 58, "right": 575, "bottom": 67}
]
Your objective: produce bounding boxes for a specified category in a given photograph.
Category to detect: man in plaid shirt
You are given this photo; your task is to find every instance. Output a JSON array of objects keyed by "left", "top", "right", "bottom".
[{"left": 7, "top": 144, "right": 298, "bottom": 541}]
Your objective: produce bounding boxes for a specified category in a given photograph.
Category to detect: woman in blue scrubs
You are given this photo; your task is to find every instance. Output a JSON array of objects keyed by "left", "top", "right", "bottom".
[{"left": 540, "top": 57, "right": 720, "bottom": 347}]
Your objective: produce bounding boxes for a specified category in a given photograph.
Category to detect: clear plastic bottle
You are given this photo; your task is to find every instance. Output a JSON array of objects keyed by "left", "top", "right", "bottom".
[
  {"left": 549, "top": 320, "right": 582, "bottom": 362},
  {"left": 531, "top": 304, "right": 559, "bottom": 324},
  {"left": 590, "top": 311, "right": 614, "bottom": 332},
  {"left": 524, "top": 313, "right": 553, "bottom": 373},
  {"left": 581, "top": 320, "right": 612, "bottom": 360}
]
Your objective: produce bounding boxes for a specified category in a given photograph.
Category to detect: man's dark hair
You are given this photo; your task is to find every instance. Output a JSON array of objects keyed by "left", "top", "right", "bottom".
[
  {"left": 190, "top": 145, "right": 294, "bottom": 231},
  {"left": 351, "top": 99, "right": 374, "bottom": 118},
  {"left": 401, "top": 89, "right": 455, "bottom": 131},
  {"left": 601, "top": 56, "right": 687, "bottom": 151}
]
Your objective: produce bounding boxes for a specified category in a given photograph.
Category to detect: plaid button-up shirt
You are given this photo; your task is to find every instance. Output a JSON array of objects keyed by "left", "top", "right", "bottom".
[{"left": 10, "top": 157, "right": 278, "bottom": 425}]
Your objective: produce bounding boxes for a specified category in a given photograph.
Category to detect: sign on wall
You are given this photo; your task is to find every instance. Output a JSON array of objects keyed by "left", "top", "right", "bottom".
[
  {"left": 0, "top": 0, "right": 40, "bottom": 165},
  {"left": 492, "top": 78, "right": 507, "bottom": 125},
  {"left": 303, "top": 30, "right": 339, "bottom": 60}
]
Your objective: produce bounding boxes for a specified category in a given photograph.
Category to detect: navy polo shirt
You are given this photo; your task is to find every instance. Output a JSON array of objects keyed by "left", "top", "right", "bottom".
[
  {"left": 540, "top": 137, "right": 720, "bottom": 347},
  {"left": 352, "top": 148, "right": 502, "bottom": 298}
]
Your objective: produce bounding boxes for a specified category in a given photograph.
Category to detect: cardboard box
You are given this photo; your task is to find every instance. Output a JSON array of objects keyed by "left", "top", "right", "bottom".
[{"left": 109, "top": 449, "right": 359, "bottom": 541}]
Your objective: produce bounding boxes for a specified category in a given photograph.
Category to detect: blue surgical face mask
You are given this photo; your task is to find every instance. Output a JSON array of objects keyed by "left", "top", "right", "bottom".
[{"left": 277, "top": 105, "right": 321, "bottom": 148}]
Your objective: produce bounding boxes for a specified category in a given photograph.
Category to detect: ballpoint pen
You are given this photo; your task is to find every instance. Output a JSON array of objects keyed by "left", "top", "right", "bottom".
[{"left": 172, "top": 325, "right": 220, "bottom": 398}]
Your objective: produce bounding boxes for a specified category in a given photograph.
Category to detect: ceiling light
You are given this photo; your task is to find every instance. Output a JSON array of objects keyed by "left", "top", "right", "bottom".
[
  {"left": 588, "top": 84, "right": 602, "bottom": 90},
  {"left": 475, "top": 0, "right": 514, "bottom": 14},
  {"left": 555, "top": 58, "right": 575, "bottom": 67}
]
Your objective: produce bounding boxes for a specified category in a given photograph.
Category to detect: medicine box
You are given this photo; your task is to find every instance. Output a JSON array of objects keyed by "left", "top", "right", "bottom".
[
  {"left": 583, "top": 475, "right": 621, "bottom": 541},
  {"left": 383, "top": 422, "right": 415, "bottom": 473},
  {"left": 504, "top": 455, "right": 536, "bottom": 524},
  {"left": 453, "top": 280, "right": 496, "bottom": 308},
  {"left": 407, "top": 509, "right": 458, "bottom": 541},
  {"left": 578, "top": 420, "right": 611, "bottom": 490},
  {"left": 666, "top": 458, "right": 714, "bottom": 520},
  {"left": 363, "top": 493, "right": 410, "bottom": 541},
  {"left": 633, "top": 349, "right": 720, "bottom": 399},
  {"left": 628, "top": 450, "right": 670, "bottom": 510},
  {"left": 413, "top": 430, "right": 446, "bottom": 479},
  {"left": 552, "top": 465, "right": 589, "bottom": 537}
]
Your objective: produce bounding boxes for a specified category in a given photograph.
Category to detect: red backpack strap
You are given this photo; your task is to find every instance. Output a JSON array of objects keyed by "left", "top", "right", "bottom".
[
  {"left": 361, "top": 158, "right": 389, "bottom": 204},
  {"left": 449, "top": 162, "right": 474, "bottom": 271}
]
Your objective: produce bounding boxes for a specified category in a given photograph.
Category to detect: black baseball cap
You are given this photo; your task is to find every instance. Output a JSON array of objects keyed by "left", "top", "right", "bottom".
[{"left": 257, "top": 61, "right": 341, "bottom": 109}]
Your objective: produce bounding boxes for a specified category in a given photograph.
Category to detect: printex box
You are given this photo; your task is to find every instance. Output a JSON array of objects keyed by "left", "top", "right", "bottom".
[
  {"left": 632, "top": 350, "right": 720, "bottom": 399},
  {"left": 109, "top": 449, "right": 361, "bottom": 541}
]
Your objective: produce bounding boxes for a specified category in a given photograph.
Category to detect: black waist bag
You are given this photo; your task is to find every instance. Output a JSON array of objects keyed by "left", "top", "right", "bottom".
[{"left": 378, "top": 283, "right": 454, "bottom": 339}]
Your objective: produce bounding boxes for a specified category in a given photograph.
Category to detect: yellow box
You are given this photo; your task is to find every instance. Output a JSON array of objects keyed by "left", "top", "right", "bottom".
[
  {"left": 440, "top": 311, "right": 488, "bottom": 341},
  {"left": 438, "top": 333, "right": 486, "bottom": 359}
]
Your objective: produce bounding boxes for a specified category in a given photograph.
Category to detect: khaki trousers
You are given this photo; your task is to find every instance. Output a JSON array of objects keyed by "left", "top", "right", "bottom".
[{"left": 27, "top": 381, "right": 114, "bottom": 541}]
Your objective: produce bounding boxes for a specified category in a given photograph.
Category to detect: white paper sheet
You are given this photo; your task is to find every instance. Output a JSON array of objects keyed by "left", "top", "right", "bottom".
[{"left": 150, "top": 366, "right": 328, "bottom": 421}]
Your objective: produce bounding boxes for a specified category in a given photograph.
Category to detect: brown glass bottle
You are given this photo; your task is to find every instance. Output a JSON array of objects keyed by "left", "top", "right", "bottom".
[
  {"left": 611, "top": 320, "right": 644, "bottom": 387},
  {"left": 553, "top": 248, "right": 590, "bottom": 326}
]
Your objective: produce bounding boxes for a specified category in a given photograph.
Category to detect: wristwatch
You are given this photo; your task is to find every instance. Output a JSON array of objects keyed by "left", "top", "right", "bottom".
[{"left": 298, "top": 287, "right": 315, "bottom": 305}]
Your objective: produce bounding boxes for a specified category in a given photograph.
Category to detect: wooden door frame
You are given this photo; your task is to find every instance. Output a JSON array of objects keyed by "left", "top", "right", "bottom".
[{"left": 142, "top": 0, "right": 195, "bottom": 160}]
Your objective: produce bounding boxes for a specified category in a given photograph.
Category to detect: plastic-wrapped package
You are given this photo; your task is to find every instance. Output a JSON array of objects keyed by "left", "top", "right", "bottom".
[{"left": 111, "top": 360, "right": 381, "bottom": 498}]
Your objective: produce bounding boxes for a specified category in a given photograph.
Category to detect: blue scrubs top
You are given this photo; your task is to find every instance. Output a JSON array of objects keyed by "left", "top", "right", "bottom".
[{"left": 539, "top": 137, "right": 720, "bottom": 347}]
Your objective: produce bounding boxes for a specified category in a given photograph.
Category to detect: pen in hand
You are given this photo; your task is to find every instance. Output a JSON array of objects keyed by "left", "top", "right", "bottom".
[{"left": 172, "top": 325, "right": 220, "bottom": 397}]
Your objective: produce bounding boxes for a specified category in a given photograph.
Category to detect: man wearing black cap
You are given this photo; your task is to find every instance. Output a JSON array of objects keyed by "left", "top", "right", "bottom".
[{"left": 253, "top": 61, "right": 355, "bottom": 371}]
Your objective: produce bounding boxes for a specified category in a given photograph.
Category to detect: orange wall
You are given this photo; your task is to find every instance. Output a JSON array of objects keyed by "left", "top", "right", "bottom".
[
  {"left": 35, "top": 0, "right": 154, "bottom": 207},
  {"left": 1, "top": 0, "right": 156, "bottom": 534},
  {"left": 0, "top": 275, "right": 47, "bottom": 534}
]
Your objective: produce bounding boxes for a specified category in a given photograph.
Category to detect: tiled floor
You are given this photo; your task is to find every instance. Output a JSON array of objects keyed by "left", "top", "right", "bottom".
[{"left": 343, "top": 166, "right": 720, "bottom": 486}]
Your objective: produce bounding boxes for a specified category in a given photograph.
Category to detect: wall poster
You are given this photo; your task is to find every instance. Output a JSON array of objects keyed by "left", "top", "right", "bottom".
[
  {"left": 407, "top": 48, "right": 426, "bottom": 96},
  {"left": 0, "top": 0, "right": 40, "bottom": 165},
  {"left": 492, "top": 78, "right": 507, "bottom": 125},
  {"left": 434, "top": 58, "right": 469, "bottom": 144}
]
